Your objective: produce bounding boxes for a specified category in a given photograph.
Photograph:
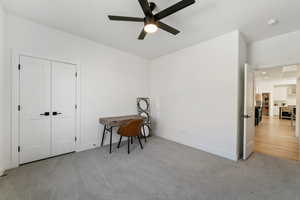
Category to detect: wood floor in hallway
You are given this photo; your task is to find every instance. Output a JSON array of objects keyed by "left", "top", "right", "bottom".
[{"left": 255, "top": 116, "right": 299, "bottom": 161}]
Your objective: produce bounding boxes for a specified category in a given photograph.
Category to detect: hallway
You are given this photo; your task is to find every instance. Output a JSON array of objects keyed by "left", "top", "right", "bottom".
[{"left": 255, "top": 116, "right": 299, "bottom": 161}]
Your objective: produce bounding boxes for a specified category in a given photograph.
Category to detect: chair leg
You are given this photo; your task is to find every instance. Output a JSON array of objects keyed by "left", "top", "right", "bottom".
[
  {"left": 142, "top": 125, "right": 147, "bottom": 143},
  {"left": 109, "top": 127, "right": 113, "bottom": 154},
  {"left": 137, "top": 136, "right": 143, "bottom": 149},
  {"left": 101, "top": 125, "right": 106, "bottom": 147},
  {"left": 128, "top": 137, "right": 130, "bottom": 154},
  {"left": 117, "top": 136, "right": 122, "bottom": 148},
  {"left": 131, "top": 136, "right": 133, "bottom": 144}
]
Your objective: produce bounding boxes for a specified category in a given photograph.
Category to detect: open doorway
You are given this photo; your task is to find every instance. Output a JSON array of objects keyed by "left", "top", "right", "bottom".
[{"left": 254, "top": 65, "right": 300, "bottom": 161}]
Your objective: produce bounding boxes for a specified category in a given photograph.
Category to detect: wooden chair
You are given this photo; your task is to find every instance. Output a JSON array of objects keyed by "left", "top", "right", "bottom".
[
  {"left": 117, "top": 119, "right": 144, "bottom": 154},
  {"left": 291, "top": 107, "right": 296, "bottom": 127}
]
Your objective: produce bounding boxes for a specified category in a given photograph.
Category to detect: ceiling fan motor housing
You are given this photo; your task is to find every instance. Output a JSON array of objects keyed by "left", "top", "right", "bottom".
[
  {"left": 145, "top": 17, "right": 157, "bottom": 26},
  {"left": 145, "top": 2, "right": 157, "bottom": 23}
]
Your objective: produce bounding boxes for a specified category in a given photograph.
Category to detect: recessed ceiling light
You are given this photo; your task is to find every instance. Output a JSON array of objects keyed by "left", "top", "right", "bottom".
[{"left": 268, "top": 19, "right": 279, "bottom": 26}]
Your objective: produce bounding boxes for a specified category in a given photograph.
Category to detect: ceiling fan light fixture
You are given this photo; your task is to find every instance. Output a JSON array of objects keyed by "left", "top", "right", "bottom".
[
  {"left": 108, "top": 0, "right": 196, "bottom": 39},
  {"left": 144, "top": 23, "right": 158, "bottom": 33}
]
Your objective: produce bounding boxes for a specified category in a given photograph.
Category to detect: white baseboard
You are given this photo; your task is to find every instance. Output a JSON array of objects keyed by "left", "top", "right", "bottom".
[
  {"left": 77, "top": 143, "right": 99, "bottom": 152},
  {"left": 158, "top": 134, "right": 238, "bottom": 161}
]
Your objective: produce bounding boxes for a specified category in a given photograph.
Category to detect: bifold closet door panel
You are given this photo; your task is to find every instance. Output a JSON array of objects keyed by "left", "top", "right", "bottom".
[
  {"left": 51, "top": 62, "right": 77, "bottom": 156},
  {"left": 19, "top": 56, "right": 52, "bottom": 164}
]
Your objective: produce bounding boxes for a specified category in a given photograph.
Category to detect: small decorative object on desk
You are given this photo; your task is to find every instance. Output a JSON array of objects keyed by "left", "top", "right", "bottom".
[{"left": 137, "top": 97, "right": 152, "bottom": 137}]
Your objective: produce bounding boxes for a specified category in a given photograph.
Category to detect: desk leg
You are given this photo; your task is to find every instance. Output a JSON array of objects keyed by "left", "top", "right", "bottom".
[
  {"left": 101, "top": 125, "right": 107, "bottom": 147},
  {"left": 109, "top": 127, "right": 113, "bottom": 154}
]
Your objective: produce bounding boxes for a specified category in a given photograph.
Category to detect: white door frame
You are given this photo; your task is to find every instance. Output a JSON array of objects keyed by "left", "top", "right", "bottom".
[
  {"left": 10, "top": 49, "right": 81, "bottom": 168},
  {"left": 296, "top": 67, "right": 300, "bottom": 161}
]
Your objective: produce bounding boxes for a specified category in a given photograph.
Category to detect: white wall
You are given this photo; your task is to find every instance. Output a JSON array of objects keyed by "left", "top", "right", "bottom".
[
  {"left": 250, "top": 30, "right": 300, "bottom": 68},
  {"left": 3, "top": 15, "right": 149, "bottom": 169},
  {"left": 150, "top": 31, "right": 242, "bottom": 161},
  {"left": 0, "top": 3, "right": 5, "bottom": 176}
]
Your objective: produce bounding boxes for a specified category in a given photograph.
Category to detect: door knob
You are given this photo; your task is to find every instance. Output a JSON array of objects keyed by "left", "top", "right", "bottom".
[
  {"left": 52, "top": 112, "right": 62, "bottom": 116},
  {"left": 243, "top": 115, "right": 251, "bottom": 119},
  {"left": 40, "top": 112, "right": 50, "bottom": 116}
]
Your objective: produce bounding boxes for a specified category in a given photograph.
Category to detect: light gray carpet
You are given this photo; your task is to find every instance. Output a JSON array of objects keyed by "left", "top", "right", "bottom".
[{"left": 0, "top": 137, "right": 300, "bottom": 200}]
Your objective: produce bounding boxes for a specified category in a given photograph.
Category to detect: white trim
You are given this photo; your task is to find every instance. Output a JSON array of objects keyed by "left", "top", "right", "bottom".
[
  {"left": 297, "top": 68, "right": 300, "bottom": 161},
  {"left": 158, "top": 135, "right": 238, "bottom": 162},
  {"left": 10, "top": 49, "right": 81, "bottom": 169}
]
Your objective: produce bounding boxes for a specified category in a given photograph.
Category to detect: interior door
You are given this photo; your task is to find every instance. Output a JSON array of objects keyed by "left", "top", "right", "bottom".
[
  {"left": 243, "top": 64, "right": 255, "bottom": 160},
  {"left": 19, "top": 56, "right": 51, "bottom": 164},
  {"left": 51, "top": 62, "right": 77, "bottom": 156}
]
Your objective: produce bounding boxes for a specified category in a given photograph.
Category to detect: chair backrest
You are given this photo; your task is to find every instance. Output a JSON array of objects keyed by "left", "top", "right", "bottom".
[{"left": 118, "top": 119, "right": 144, "bottom": 137}]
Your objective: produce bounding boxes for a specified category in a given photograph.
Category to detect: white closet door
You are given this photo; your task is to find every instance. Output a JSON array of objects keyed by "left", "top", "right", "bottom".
[
  {"left": 51, "top": 62, "right": 77, "bottom": 156},
  {"left": 19, "top": 56, "right": 51, "bottom": 164}
]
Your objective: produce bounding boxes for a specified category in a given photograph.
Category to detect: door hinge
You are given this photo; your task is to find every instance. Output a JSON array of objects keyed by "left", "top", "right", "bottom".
[
  {"left": 75, "top": 72, "right": 78, "bottom": 77},
  {"left": 18, "top": 105, "right": 21, "bottom": 111},
  {"left": 75, "top": 137, "right": 77, "bottom": 142},
  {"left": 18, "top": 64, "right": 21, "bottom": 70},
  {"left": 18, "top": 146, "right": 20, "bottom": 152}
]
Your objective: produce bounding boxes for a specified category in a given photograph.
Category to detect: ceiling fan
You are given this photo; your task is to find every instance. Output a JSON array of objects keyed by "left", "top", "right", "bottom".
[{"left": 108, "top": 0, "right": 196, "bottom": 40}]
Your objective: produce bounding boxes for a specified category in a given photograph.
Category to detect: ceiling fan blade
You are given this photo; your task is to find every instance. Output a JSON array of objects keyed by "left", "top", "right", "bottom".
[
  {"left": 157, "top": 22, "right": 180, "bottom": 35},
  {"left": 138, "top": 0, "right": 152, "bottom": 17},
  {"left": 138, "top": 29, "right": 147, "bottom": 40},
  {"left": 154, "top": 0, "right": 195, "bottom": 20},
  {"left": 108, "top": 15, "right": 144, "bottom": 22}
]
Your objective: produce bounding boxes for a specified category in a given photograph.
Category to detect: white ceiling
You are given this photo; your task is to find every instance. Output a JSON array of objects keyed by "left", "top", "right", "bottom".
[
  {"left": 255, "top": 65, "right": 299, "bottom": 81},
  {"left": 2, "top": 0, "right": 300, "bottom": 59}
]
